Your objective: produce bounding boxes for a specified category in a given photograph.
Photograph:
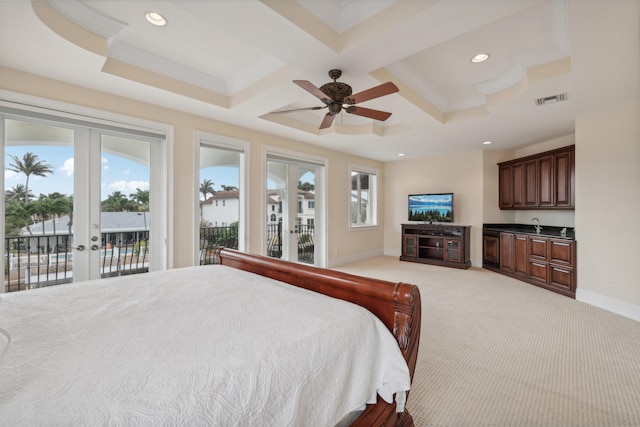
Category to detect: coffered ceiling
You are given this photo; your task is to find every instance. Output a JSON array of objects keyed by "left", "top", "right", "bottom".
[{"left": 0, "top": 0, "right": 637, "bottom": 161}]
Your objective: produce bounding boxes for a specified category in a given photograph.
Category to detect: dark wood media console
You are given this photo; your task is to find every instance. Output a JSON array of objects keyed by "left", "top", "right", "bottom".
[{"left": 400, "top": 223, "right": 471, "bottom": 269}]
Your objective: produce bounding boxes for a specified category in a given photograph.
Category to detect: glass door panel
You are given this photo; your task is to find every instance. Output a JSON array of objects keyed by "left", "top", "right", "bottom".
[
  {"left": 266, "top": 158, "right": 317, "bottom": 265},
  {"left": 3, "top": 118, "right": 153, "bottom": 292},
  {"left": 199, "top": 143, "right": 243, "bottom": 264}
]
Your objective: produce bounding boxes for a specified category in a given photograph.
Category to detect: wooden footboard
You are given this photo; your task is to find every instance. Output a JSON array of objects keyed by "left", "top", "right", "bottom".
[{"left": 218, "top": 249, "right": 421, "bottom": 427}]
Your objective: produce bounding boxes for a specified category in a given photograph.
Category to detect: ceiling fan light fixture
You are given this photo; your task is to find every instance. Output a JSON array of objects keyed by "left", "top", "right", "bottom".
[
  {"left": 470, "top": 52, "right": 489, "bottom": 63},
  {"left": 145, "top": 12, "right": 167, "bottom": 27}
]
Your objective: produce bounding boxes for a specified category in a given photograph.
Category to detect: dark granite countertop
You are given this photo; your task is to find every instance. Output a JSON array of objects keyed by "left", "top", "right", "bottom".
[{"left": 483, "top": 223, "right": 575, "bottom": 240}]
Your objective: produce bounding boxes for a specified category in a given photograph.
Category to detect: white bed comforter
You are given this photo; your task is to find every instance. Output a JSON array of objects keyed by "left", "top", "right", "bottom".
[{"left": 0, "top": 265, "right": 410, "bottom": 426}]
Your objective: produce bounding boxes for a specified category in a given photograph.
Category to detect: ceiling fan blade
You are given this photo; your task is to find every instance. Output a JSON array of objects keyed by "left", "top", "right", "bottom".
[
  {"left": 346, "top": 106, "right": 392, "bottom": 121},
  {"left": 345, "top": 82, "right": 399, "bottom": 104},
  {"left": 271, "top": 106, "right": 326, "bottom": 114},
  {"left": 319, "top": 113, "right": 336, "bottom": 129},
  {"left": 294, "top": 80, "right": 332, "bottom": 104}
]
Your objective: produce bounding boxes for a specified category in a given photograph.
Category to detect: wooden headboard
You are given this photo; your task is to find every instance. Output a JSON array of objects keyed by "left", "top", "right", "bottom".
[{"left": 218, "top": 249, "right": 421, "bottom": 427}]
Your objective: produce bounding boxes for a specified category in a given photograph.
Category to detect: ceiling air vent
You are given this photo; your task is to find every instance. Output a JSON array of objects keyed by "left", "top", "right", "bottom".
[{"left": 535, "top": 93, "right": 567, "bottom": 106}]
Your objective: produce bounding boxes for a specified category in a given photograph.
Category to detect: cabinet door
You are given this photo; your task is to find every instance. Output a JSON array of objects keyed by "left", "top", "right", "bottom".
[
  {"left": 445, "top": 239, "right": 462, "bottom": 262},
  {"left": 554, "top": 150, "right": 573, "bottom": 207},
  {"left": 499, "top": 165, "right": 513, "bottom": 208},
  {"left": 403, "top": 235, "right": 418, "bottom": 257},
  {"left": 514, "top": 234, "right": 528, "bottom": 276},
  {"left": 523, "top": 160, "right": 538, "bottom": 207},
  {"left": 500, "top": 233, "right": 515, "bottom": 272},
  {"left": 483, "top": 234, "right": 500, "bottom": 264},
  {"left": 538, "top": 156, "right": 554, "bottom": 206},
  {"left": 512, "top": 162, "right": 524, "bottom": 207}
]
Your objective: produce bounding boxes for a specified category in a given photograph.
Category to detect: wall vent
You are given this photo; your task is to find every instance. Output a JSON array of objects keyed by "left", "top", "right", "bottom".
[{"left": 535, "top": 93, "right": 567, "bottom": 106}]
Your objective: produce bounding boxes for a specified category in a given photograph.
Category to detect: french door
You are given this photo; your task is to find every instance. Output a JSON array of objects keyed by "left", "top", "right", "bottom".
[
  {"left": 266, "top": 154, "right": 324, "bottom": 266},
  {"left": 2, "top": 112, "right": 165, "bottom": 292}
]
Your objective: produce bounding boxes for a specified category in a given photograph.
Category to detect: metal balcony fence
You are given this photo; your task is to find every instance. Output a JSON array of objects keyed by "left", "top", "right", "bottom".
[
  {"left": 200, "top": 223, "right": 314, "bottom": 265},
  {"left": 5, "top": 224, "right": 315, "bottom": 292},
  {"left": 264, "top": 222, "right": 314, "bottom": 265},
  {"left": 4, "top": 232, "right": 149, "bottom": 293}
]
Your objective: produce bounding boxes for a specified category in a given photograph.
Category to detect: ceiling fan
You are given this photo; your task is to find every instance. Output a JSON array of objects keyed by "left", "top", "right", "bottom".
[{"left": 273, "top": 69, "right": 399, "bottom": 130}]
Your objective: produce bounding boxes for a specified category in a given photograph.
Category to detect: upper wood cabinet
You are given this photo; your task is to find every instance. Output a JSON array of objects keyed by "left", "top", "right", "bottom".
[{"left": 498, "top": 145, "right": 575, "bottom": 210}]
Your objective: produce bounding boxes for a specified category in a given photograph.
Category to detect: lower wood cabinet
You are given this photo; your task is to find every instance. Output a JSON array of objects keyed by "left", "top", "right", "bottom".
[
  {"left": 401, "top": 224, "right": 471, "bottom": 269},
  {"left": 483, "top": 229, "right": 577, "bottom": 298}
]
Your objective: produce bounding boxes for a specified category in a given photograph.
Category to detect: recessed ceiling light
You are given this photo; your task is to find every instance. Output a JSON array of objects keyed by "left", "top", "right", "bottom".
[
  {"left": 470, "top": 53, "right": 489, "bottom": 63},
  {"left": 145, "top": 12, "right": 167, "bottom": 27},
  {"left": 398, "top": 153, "right": 405, "bottom": 157},
  {"left": 482, "top": 141, "right": 492, "bottom": 145}
]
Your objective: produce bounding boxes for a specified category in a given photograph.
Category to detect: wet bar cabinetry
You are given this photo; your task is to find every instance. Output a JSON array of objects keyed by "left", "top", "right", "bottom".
[
  {"left": 499, "top": 145, "right": 574, "bottom": 209},
  {"left": 401, "top": 224, "right": 471, "bottom": 269},
  {"left": 483, "top": 225, "right": 576, "bottom": 298}
]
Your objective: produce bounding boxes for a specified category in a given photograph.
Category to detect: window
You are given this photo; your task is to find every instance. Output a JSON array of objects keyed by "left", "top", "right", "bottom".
[
  {"left": 308, "top": 201, "right": 315, "bottom": 209},
  {"left": 197, "top": 132, "right": 249, "bottom": 263},
  {"left": 350, "top": 167, "right": 377, "bottom": 227}
]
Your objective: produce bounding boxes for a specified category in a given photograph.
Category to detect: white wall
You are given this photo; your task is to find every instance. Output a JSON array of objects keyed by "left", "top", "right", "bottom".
[
  {"left": 1, "top": 67, "right": 385, "bottom": 268},
  {"left": 575, "top": 97, "right": 640, "bottom": 320},
  {"left": 383, "top": 150, "right": 484, "bottom": 266}
]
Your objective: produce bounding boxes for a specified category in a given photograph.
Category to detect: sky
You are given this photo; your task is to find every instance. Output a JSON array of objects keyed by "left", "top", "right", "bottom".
[
  {"left": 5, "top": 145, "right": 150, "bottom": 201},
  {"left": 5, "top": 145, "right": 240, "bottom": 202}
]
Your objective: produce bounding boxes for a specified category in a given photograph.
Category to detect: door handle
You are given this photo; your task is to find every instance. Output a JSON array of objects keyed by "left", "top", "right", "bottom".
[
  {"left": 74, "top": 245, "right": 85, "bottom": 251},
  {"left": 91, "top": 245, "right": 100, "bottom": 251}
]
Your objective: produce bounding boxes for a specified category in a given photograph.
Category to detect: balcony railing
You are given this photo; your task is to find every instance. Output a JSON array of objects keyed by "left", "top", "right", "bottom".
[
  {"left": 4, "top": 232, "right": 149, "bottom": 293},
  {"left": 5, "top": 225, "right": 315, "bottom": 292},
  {"left": 264, "top": 222, "right": 314, "bottom": 265},
  {"left": 199, "top": 226, "right": 239, "bottom": 265},
  {"left": 200, "top": 223, "right": 314, "bottom": 265}
]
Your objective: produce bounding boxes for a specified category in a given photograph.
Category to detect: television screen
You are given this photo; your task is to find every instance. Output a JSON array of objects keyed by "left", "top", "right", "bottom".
[{"left": 408, "top": 193, "right": 454, "bottom": 223}]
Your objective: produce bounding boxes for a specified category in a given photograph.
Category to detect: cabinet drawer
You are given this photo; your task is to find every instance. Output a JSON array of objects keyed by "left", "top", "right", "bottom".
[
  {"left": 550, "top": 265, "right": 574, "bottom": 291},
  {"left": 528, "top": 237, "right": 549, "bottom": 260},
  {"left": 550, "top": 239, "right": 574, "bottom": 266},
  {"left": 528, "top": 260, "right": 549, "bottom": 284}
]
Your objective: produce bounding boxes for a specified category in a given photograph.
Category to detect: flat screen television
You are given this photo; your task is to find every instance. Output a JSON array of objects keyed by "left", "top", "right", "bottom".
[{"left": 408, "top": 193, "right": 454, "bottom": 223}]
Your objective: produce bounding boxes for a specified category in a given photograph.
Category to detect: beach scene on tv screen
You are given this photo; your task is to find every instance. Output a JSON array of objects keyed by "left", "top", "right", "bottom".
[{"left": 409, "top": 194, "right": 453, "bottom": 222}]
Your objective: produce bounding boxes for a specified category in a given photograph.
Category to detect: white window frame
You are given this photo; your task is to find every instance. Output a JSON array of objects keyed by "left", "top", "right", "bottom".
[
  {"left": 194, "top": 131, "right": 249, "bottom": 264},
  {"left": 0, "top": 91, "right": 173, "bottom": 282},
  {"left": 349, "top": 164, "right": 378, "bottom": 230}
]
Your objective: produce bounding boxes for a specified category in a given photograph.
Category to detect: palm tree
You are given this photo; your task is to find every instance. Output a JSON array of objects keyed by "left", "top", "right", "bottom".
[
  {"left": 66, "top": 195, "right": 74, "bottom": 234},
  {"left": 33, "top": 195, "right": 52, "bottom": 235},
  {"left": 6, "top": 152, "right": 55, "bottom": 204},
  {"left": 102, "top": 191, "right": 136, "bottom": 212},
  {"left": 5, "top": 184, "right": 33, "bottom": 204},
  {"left": 46, "top": 192, "right": 72, "bottom": 235},
  {"left": 130, "top": 188, "right": 150, "bottom": 212},
  {"left": 200, "top": 179, "right": 215, "bottom": 200},
  {"left": 220, "top": 185, "right": 238, "bottom": 191},
  {"left": 5, "top": 202, "right": 31, "bottom": 236}
]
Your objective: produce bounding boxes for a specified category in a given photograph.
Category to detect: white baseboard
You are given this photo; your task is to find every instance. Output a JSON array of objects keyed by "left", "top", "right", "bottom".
[
  {"left": 384, "top": 249, "right": 401, "bottom": 258},
  {"left": 576, "top": 289, "right": 640, "bottom": 322},
  {"left": 328, "top": 248, "right": 385, "bottom": 268}
]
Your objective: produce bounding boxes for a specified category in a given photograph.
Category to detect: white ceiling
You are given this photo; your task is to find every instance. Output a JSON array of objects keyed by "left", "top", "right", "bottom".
[{"left": 0, "top": 0, "right": 637, "bottom": 162}]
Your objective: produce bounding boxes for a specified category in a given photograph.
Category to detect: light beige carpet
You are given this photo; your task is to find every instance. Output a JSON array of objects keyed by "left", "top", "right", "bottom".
[{"left": 335, "top": 257, "right": 640, "bottom": 427}]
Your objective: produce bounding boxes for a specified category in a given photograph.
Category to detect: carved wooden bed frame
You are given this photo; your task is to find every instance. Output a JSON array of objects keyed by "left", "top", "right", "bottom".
[{"left": 218, "top": 249, "right": 422, "bottom": 427}]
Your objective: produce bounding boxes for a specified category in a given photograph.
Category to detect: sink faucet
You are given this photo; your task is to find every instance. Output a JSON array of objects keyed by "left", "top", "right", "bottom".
[{"left": 531, "top": 217, "right": 542, "bottom": 234}]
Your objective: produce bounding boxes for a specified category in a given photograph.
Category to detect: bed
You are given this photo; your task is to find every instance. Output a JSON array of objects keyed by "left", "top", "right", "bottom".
[{"left": 0, "top": 248, "right": 421, "bottom": 426}]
